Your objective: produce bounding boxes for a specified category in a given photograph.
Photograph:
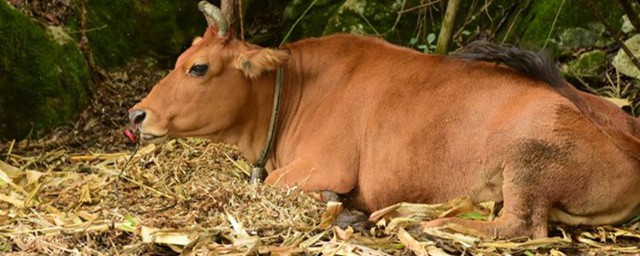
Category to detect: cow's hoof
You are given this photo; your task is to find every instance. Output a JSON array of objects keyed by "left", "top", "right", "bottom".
[{"left": 335, "top": 209, "right": 373, "bottom": 233}]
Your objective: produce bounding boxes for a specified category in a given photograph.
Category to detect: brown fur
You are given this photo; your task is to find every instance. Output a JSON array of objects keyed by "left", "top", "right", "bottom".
[{"left": 130, "top": 25, "right": 640, "bottom": 239}]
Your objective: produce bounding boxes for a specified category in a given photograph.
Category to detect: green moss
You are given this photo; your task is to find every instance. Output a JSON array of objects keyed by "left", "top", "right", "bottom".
[
  {"left": 0, "top": 1, "right": 90, "bottom": 139},
  {"left": 83, "top": 0, "right": 205, "bottom": 68},
  {"left": 84, "top": 0, "right": 138, "bottom": 68}
]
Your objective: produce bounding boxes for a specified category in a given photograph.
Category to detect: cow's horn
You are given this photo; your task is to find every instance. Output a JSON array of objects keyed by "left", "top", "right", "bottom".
[{"left": 198, "top": 1, "right": 228, "bottom": 37}]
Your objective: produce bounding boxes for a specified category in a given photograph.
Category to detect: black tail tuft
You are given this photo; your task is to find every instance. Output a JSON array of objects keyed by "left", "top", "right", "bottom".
[{"left": 453, "top": 41, "right": 565, "bottom": 89}]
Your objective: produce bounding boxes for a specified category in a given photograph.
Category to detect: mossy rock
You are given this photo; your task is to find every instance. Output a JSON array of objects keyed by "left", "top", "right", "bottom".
[{"left": 0, "top": 2, "right": 90, "bottom": 139}]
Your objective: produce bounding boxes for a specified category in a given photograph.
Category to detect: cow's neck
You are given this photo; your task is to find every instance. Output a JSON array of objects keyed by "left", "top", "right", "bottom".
[
  {"left": 221, "top": 71, "right": 281, "bottom": 165},
  {"left": 264, "top": 45, "right": 328, "bottom": 170},
  {"left": 235, "top": 43, "right": 337, "bottom": 170}
]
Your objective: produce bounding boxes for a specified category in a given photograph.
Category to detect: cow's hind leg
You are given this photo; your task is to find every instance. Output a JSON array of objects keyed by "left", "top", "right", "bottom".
[
  {"left": 421, "top": 181, "right": 551, "bottom": 239},
  {"left": 423, "top": 139, "right": 567, "bottom": 239}
]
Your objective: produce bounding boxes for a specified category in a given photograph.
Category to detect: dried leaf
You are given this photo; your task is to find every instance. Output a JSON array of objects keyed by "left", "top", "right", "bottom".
[
  {"left": 319, "top": 201, "right": 343, "bottom": 229},
  {"left": 333, "top": 226, "right": 354, "bottom": 241},
  {"left": 438, "top": 197, "right": 474, "bottom": 218},
  {"left": 299, "top": 231, "right": 327, "bottom": 249},
  {"left": 397, "top": 228, "right": 428, "bottom": 256},
  {"left": 0, "top": 193, "right": 24, "bottom": 207},
  {"left": 227, "top": 212, "right": 251, "bottom": 238},
  {"left": 25, "top": 170, "right": 45, "bottom": 187},
  {"left": 369, "top": 202, "right": 444, "bottom": 223},
  {"left": 141, "top": 226, "right": 195, "bottom": 246},
  {"left": 422, "top": 227, "right": 480, "bottom": 247},
  {"left": 79, "top": 183, "right": 91, "bottom": 203},
  {"left": 385, "top": 217, "right": 420, "bottom": 233},
  {"left": 0, "top": 160, "right": 23, "bottom": 180}
]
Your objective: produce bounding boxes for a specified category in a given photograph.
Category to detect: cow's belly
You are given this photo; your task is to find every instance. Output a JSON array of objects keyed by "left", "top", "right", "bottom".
[
  {"left": 353, "top": 107, "right": 515, "bottom": 211},
  {"left": 346, "top": 156, "right": 506, "bottom": 213}
]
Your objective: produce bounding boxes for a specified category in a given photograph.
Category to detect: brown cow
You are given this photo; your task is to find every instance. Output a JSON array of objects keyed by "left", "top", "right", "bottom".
[{"left": 128, "top": 1, "right": 640, "bottom": 239}]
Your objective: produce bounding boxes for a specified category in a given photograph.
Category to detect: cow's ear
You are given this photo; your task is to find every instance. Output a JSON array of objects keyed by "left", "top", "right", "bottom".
[{"left": 235, "top": 49, "right": 290, "bottom": 79}]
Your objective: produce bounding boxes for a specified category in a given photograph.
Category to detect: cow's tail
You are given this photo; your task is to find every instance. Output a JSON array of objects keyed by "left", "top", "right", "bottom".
[{"left": 453, "top": 41, "right": 640, "bottom": 161}]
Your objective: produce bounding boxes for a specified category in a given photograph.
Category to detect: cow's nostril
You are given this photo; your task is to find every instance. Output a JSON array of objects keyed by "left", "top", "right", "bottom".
[{"left": 129, "top": 109, "right": 146, "bottom": 128}]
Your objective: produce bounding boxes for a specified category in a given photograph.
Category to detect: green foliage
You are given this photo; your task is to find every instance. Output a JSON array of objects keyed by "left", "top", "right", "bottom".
[
  {"left": 283, "top": 0, "right": 344, "bottom": 42},
  {"left": 457, "top": 212, "right": 488, "bottom": 221},
  {"left": 323, "top": 0, "right": 422, "bottom": 45},
  {"left": 504, "top": 0, "right": 623, "bottom": 56},
  {"left": 0, "top": 1, "right": 90, "bottom": 139},
  {"left": 613, "top": 34, "right": 640, "bottom": 79},
  {"left": 568, "top": 50, "right": 607, "bottom": 78},
  {"left": 409, "top": 33, "right": 437, "bottom": 53}
]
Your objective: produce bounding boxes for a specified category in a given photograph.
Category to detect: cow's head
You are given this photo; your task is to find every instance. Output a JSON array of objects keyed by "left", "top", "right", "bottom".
[{"left": 128, "top": 1, "right": 289, "bottom": 144}]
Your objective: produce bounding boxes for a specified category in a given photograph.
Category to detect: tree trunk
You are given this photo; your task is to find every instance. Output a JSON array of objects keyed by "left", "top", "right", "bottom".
[{"left": 435, "top": 0, "right": 462, "bottom": 54}]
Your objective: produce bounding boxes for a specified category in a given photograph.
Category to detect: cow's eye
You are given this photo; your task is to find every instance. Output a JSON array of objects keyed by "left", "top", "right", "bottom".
[{"left": 189, "top": 64, "right": 208, "bottom": 76}]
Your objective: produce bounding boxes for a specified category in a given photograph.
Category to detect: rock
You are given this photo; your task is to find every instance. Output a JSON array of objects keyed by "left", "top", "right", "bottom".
[
  {"left": 0, "top": 1, "right": 90, "bottom": 139},
  {"left": 613, "top": 34, "right": 640, "bottom": 79}
]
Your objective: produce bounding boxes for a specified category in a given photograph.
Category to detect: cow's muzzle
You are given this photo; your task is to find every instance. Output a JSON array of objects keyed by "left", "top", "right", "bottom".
[
  {"left": 129, "top": 109, "right": 146, "bottom": 129},
  {"left": 124, "top": 109, "right": 146, "bottom": 143},
  {"left": 126, "top": 108, "right": 168, "bottom": 143}
]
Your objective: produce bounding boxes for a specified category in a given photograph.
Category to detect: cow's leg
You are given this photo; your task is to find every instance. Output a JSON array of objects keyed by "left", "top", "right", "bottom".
[
  {"left": 265, "top": 159, "right": 357, "bottom": 197},
  {"left": 422, "top": 186, "right": 550, "bottom": 239},
  {"left": 422, "top": 161, "right": 553, "bottom": 239}
]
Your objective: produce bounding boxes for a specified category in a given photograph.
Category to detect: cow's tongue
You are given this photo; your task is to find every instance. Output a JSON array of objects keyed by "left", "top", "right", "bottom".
[{"left": 124, "top": 129, "right": 137, "bottom": 143}]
